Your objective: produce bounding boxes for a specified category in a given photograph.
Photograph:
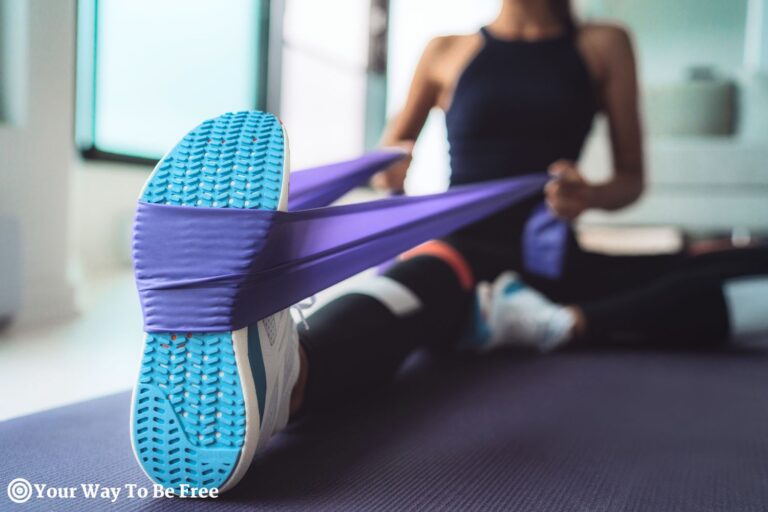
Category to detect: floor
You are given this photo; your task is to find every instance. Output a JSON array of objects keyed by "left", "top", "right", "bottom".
[
  {"left": 6, "top": 349, "right": 768, "bottom": 511},
  {"left": 0, "top": 273, "right": 144, "bottom": 421}
]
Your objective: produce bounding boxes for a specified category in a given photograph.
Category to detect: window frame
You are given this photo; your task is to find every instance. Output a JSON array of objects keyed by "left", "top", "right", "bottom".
[{"left": 364, "top": 0, "right": 390, "bottom": 150}]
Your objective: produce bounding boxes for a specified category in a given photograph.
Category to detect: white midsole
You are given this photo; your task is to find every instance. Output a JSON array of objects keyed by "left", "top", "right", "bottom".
[
  {"left": 218, "top": 122, "right": 291, "bottom": 493},
  {"left": 217, "top": 326, "right": 260, "bottom": 493}
]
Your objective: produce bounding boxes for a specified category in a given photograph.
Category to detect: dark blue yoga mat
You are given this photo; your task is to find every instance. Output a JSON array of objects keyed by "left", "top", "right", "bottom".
[{"left": 3, "top": 349, "right": 768, "bottom": 511}]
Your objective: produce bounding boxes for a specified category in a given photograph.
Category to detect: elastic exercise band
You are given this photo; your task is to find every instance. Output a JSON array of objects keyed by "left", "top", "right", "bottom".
[
  {"left": 288, "top": 149, "right": 407, "bottom": 210},
  {"left": 289, "top": 150, "right": 568, "bottom": 280},
  {"left": 134, "top": 173, "right": 548, "bottom": 332},
  {"left": 523, "top": 202, "right": 569, "bottom": 279}
]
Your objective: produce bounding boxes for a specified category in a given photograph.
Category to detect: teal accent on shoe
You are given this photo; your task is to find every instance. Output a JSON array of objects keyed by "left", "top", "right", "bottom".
[
  {"left": 247, "top": 326, "right": 267, "bottom": 424},
  {"left": 141, "top": 111, "right": 285, "bottom": 209},
  {"left": 132, "top": 111, "right": 284, "bottom": 493},
  {"left": 503, "top": 280, "right": 525, "bottom": 296},
  {"left": 456, "top": 295, "right": 492, "bottom": 351}
]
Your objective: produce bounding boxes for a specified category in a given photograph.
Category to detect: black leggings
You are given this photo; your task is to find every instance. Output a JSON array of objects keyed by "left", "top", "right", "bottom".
[
  {"left": 299, "top": 238, "right": 768, "bottom": 411},
  {"left": 299, "top": 256, "right": 472, "bottom": 409}
]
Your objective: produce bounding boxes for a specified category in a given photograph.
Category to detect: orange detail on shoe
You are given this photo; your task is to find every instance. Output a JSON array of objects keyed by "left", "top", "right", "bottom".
[{"left": 400, "top": 240, "right": 475, "bottom": 291}]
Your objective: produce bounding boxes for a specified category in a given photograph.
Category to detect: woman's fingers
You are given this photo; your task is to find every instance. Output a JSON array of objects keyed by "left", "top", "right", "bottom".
[
  {"left": 549, "top": 160, "right": 583, "bottom": 184},
  {"left": 546, "top": 198, "right": 582, "bottom": 220},
  {"left": 372, "top": 160, "right": 409, "bottom": 192},
  {"left": 545, "top": 161, "right": 590, "bottom": 220},
  {"left": 396, "top": 140, "right": 416, "bottom": 154},
  {"left": 371, "top": 172, "right": 390, "bottom": 190},
  {"left": 547, "top": 159, "right": 573, "bottom": 177},
  {"left": 371, "top": 145, "right": 413, "bottom": 192},
  {"left": 545, "top": 179, "right": 580, "bottom": 201},
  {"left": 544, "top": 179, "right": 559, "bottom": 198}
]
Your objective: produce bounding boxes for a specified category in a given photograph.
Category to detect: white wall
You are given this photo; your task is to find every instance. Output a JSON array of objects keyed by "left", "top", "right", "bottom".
[
  {"left": 387, "top": 0, "right": 499, "bottom": 195},
  {"left": 280, "top": 0, "right": 370, "bottom": 169},
  {"left": 0, "top": 0, "right": 77, "bottom": 326},
  {"left": 71, "top": 161, "right": 150, "bottom": 273},
  {"left": 584, "top": 0, "right": 749, "bottom": 84}
]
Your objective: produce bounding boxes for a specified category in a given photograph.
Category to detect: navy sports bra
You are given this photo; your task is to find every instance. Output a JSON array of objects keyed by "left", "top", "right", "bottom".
[{"left": 445, "top": 26, "right": 597, "bottom": 242}]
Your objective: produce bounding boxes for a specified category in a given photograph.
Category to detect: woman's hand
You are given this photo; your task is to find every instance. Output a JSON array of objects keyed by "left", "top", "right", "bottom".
[
  {"left": 371, "top": 141, "right": 415, "bottom": 193},
  {"left": 544, "top": 160, "right": 593, "bottom": 221}
]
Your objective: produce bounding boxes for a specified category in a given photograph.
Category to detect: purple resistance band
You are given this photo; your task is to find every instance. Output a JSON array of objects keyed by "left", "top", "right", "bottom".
[
  {"left": 289, "top": 150, "right": 568, "bottom": 279},
  {"left": 523, "top": 203, "right": 568, "bottom": 279},
  {"left": 288, "top": 149, "right": 408, "bottom": 210},
  {"left": 133, "top": 152, "right": 565, "bottom": 332}
]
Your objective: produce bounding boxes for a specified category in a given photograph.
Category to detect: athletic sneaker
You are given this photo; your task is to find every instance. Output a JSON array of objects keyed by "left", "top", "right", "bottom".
[
  {"left": 469, "top": 272, "right": 574, "bottom": 352},
  {"left": 130, "top": 111, "right": 300, "bottom": 495}
]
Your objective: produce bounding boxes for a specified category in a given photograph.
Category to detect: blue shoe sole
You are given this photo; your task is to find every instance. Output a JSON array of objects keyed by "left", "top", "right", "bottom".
[{"left": 131, "top": 111, "right": 286, "bottom": 494}]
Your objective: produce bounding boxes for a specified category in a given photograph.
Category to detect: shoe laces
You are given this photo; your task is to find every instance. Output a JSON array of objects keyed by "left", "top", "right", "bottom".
[{"left": 290, "top": 295, "right": 317, "bottom": 330}]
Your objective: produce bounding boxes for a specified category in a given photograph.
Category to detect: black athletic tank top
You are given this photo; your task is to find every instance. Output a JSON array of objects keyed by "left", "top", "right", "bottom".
[{"left": 445, "top": 26, "right": 597, "bottom": 242}]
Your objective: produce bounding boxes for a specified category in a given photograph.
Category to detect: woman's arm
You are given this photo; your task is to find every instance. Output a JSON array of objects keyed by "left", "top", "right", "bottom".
[
  {"left": 372, "top": 39, "right": 443, "bottom": 192},
  {"left": 546, "top": 25, "right": 645, "bottom": 220},
  {"left": 590, "top": 25, "right": 645, "bottom": 209}
]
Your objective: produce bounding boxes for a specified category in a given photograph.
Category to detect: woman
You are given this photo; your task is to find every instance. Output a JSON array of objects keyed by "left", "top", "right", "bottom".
[
  {"left": 296, "top": 0, "right": 768, "bottom": 410},
  {"left": 132, "top": 0, "right": 768, "bottom": 493}
]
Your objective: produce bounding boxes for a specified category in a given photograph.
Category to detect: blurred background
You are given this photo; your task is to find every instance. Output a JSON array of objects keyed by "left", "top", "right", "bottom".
[{"left": 0, "top": 0, "right": 766, "bottom": 420}]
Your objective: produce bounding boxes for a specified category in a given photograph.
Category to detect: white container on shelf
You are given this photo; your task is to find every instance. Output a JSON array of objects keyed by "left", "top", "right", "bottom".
[{"left": 644, "top": 68, "right": 735, "bottom": 136}]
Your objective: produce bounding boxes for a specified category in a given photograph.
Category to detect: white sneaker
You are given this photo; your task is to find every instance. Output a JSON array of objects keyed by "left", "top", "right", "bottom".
[
  {"left": 482, "top": 272, "right": 574, "bottom": 352},
  {"left": 131, "top": 111, "right": 300, "bottom": 495}
]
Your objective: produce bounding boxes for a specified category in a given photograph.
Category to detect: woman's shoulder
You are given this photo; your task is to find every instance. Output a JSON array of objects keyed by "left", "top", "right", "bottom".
[
  {"left": 577, "top": 22, "right": 634, "bottom": 51},
  {"left": 423, "top": 33, "right": 482, "bottom": 59},
  {"left": 575, "top": 22, "right": 636, "bottom": 81}
]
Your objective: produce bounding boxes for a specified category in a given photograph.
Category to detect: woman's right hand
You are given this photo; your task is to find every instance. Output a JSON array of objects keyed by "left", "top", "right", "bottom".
[{"left": 371, "top": 141, "right": 415, "bottom": 193}]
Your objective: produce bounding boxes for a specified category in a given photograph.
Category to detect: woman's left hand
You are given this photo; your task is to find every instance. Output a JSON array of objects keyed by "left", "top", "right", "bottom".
[{"left": 544, "top": 160, "right": 593, "bottom": 221}]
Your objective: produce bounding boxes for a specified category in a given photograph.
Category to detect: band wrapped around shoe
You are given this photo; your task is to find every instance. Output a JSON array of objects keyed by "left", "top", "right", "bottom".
[{"left": 134, "top": 174, "right": 549, "bottom": 332}]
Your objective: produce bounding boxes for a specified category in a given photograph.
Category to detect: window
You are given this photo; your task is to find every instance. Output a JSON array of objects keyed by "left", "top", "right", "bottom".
[{"left": 76, "top": 0, "right": 270, "bottom": 163}]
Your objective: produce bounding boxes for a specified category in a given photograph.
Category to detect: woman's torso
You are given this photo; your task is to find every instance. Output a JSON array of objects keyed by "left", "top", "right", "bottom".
[{"left": 434, "top": 26, "right": 599, "bottom": 245}]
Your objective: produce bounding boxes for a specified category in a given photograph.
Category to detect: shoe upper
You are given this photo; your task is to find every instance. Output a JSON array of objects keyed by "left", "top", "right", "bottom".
[
  {"left": 252, "top": 309, "right": 300, "bottom": 450},
  {"left": 486, "top": 272, "right": 573, "bottom": 352}
]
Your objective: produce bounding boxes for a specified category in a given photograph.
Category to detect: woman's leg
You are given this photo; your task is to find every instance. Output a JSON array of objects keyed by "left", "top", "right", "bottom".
[
  {"left": 296, "top": 245, "right": 475, "bottom": 413},
  {"left": 574, "top": 247, "right": 768, "bottom": 347},
  {"left": 483, "top": 247, "right": 768, "bottom": 351},
  {"left": 524, "top": 241, "right": 687, "bottom": 305}
]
